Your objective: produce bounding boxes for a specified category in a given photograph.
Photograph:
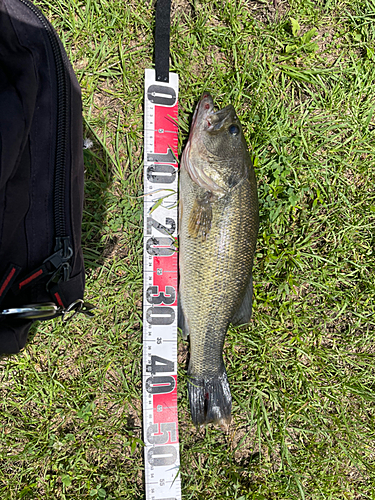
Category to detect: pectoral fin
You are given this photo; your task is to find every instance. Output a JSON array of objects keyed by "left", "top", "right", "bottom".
[
  {"left": 231, "top": 275, "right": 253, "bottom": 326},
  {"left": 188, "top": 193, "right": 213, "bottom": 241}
]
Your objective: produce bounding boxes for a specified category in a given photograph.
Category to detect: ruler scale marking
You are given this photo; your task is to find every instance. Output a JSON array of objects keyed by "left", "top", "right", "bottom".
[{"left": 143, "top": 68, "right": 181, "bottom": 500}]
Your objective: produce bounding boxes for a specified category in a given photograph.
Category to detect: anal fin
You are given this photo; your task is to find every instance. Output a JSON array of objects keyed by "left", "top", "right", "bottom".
[
  {"left": 231, "top": 274, "right": 253, "bottom": 326},
  {"left": 178, "top": 292, "right": 189, "bottom": 340}
]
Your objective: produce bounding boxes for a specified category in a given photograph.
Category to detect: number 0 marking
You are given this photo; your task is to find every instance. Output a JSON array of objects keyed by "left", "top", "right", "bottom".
[
  {"left": 146, "top": 376, "right": 175, "bottom": 394},
  {"left": 148, "top": 445, "right": 177, "bottom": 466},
  {"left": 146, "top": 306, "right": 175, "bottom": 325},
  {"left": 146, "top": 85, "right": 176, "bottom": 106}
]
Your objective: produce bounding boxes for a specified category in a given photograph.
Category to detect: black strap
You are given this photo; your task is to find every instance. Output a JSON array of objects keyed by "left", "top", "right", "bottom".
[{"left": 155, "top": 0, "right": 171, "bottom": 83}]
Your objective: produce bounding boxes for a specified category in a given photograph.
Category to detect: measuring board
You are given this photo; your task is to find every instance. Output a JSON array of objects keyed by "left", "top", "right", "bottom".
[{"left": 143, "top": 68, "right": 181, "bottom": 500}]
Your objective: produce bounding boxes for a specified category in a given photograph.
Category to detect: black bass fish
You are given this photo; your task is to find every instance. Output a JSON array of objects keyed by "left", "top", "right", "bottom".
[{"left": 179, "top": 93, "right": 259, "bottom": 427}]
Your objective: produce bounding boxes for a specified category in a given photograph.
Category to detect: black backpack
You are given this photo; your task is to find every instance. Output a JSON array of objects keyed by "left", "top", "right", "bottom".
[{"left": 0, "top": 0, "right": 92, "bottom": 354}]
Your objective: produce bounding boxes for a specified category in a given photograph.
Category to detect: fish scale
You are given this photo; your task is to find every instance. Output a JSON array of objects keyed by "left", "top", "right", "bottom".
[{"left": 181, "top": 173, "right": 256, "bottom": 375}]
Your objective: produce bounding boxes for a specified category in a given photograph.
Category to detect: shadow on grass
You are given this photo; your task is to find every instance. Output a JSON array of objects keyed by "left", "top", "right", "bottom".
[
  {"left": 80, "top": 122, "right": 143, "bottom": 274},
  {"left": 81, "top": 130, "right": 115, "bottom": 271}
]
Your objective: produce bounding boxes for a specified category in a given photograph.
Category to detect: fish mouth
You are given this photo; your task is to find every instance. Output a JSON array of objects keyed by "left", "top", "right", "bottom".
[
  {"left": 190, "top": 92, "right": 215, "bottom": 132},
  {"left": 192, "top": 93, "right": 235, "bottom": 133}
]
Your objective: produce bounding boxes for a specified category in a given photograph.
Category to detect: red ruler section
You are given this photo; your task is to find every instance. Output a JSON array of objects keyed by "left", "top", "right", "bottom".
[
  {"left": 154, "top": 104, "right": 178, "bottom": 156},
  {"left": 153, "top": 255, "right": 178, "bottom": 308}
]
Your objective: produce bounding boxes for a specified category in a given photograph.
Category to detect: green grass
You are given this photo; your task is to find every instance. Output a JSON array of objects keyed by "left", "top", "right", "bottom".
[{"left": 1, "top": 0, "right": 375, "bottom": 498}]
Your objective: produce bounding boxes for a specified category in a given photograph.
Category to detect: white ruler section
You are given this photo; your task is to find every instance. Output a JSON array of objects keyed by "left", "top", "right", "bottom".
[{"left": 143, "top": 68, "right": 181, "bottom": 500}]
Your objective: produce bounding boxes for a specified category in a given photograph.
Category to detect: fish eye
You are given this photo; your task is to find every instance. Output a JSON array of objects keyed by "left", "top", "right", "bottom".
[{"left": 228, "top": 125, "right": 239, "bottom": 136}]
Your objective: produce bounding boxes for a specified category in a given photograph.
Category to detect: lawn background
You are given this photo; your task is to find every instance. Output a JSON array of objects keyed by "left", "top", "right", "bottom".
[{"left": 1, "top": 0, "right": 375, "bottom": 498}]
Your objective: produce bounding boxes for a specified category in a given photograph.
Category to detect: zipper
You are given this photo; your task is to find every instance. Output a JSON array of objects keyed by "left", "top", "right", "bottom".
[{"left": 18, "top": 0, "right": 72, "bottom": 270}]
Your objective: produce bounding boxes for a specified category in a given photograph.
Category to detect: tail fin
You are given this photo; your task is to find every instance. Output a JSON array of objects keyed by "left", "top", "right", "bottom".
[{"left": 188, "top": 370, "right": 232, "bottom": 427}]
